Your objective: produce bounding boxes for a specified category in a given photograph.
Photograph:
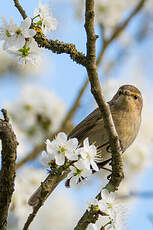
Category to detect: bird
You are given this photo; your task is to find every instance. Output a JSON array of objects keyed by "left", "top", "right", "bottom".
[
  {"left": 68, "top": 84, "right": 143, "bottom": 163},
  {"left": 28, "top": 84, "right": 143, "bottom": 206}
]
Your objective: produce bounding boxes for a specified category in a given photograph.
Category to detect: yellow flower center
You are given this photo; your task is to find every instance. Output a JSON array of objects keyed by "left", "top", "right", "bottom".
[{"left": 58, "top": 145, "right": 67, "bottom": 154}]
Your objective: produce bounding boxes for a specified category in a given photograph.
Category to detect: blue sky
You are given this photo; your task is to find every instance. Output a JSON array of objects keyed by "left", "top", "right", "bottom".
[{"left": 1, "top": 1, "right": 153, "bottom": 229}]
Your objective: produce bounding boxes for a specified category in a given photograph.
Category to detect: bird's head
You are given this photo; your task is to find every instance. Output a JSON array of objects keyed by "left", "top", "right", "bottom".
[{"left": 112, "top": 85, "right": 143, "bottom": 113}]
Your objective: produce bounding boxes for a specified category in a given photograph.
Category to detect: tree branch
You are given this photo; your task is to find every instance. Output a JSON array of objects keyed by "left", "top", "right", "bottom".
[
  {"left": 0, "top": 109, "right": 18, "bottom": 230},
  {"left": 85, "top": 0, "right": 123, "bottom": 192},
  {"left": 74, "top": 191, "right": 101, "bottom": 230},
  {"left": 23, "top": 163, "right": 70, "bottom": 230},
  {"left": 74, "top": 207, "right": 100, "bottom": 230},
  {"left": 13, "top": 0, "right": 27, "bottom": 19},
  {"left": 35, "top": 35, "right": 87, "bottom": 66}
]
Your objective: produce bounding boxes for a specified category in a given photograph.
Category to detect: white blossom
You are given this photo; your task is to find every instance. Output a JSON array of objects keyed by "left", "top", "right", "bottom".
[
  {"left": 34, "top": 0, "right": 57, "bottom": 33},
  {"left": 40, "top": 150, "right": 55, "bottom": 167},
  {"left": 12, "top": 38, "right": 42, "bottom": 65},
  {"left": 98, "top": 189, "right": 126, "bottom": 230},
  {"left": 0, "top": 17, "right": 36, "bottom": 50},
  {"left": 99, "top": 189, "right": 117, "bottom": 216},
  {"left": 44, "top": 132, "right": 79, "bottom": 166},
  {"left": 0, "top": 17, "right": 17, "bottom": 49},
  {"left": 10, "top": 17, "right": 36, "bottom": 50},
  {"left": 67, "top": 159, "right": 92, "bottom": 187},
  {"left": 87, "top": 198, "right": 99, "bottom": 211},
  {"left": 86, "top": 189, "right": 126, "bottom": 230},
  {"left": 6, "top": 85, "right": 67, "bottom": 146},
  {"left": 80, "top": 138, "right": 99, "bottom": 171}
]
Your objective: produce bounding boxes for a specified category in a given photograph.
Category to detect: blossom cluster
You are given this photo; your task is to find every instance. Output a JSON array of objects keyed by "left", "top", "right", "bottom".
[
  {"left": 87, "top": 189, "right": 126, "bottom": 230},
  {"left": 6, "top": 85, "right": 66, "bottom": 147},
  {"left": 41, "top": 132, "right": 99, "bottom": 187},
  {"left": 0, "top": 0, "right": 57, "bottom": 65}
]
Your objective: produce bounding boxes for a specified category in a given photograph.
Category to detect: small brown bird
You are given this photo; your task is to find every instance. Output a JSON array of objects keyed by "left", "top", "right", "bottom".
[
  {"left": 68, "top": 84, "right": 143, "bottom": 163},
  {"left": 28, "top": 84, "right": 143, "bottom": 206}
]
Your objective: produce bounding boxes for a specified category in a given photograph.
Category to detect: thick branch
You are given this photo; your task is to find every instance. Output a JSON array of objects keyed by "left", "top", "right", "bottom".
[
  {"left": 0, "top": 109, "right": 18, "bottom": 230},
  {"left": 13, "top": 0, "right": 27, "bottom": 19}
]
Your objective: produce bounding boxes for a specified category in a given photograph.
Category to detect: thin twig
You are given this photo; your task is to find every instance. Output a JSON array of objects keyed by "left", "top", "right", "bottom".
[
  {"left": 13, "top": 0, "right": 27, "bottom": 19},
  {"left": 0, "top": 110, "right": 18, "bottom": 230},
  {"left": 106, "top": 0, "right": 146, "bottom": 45}
]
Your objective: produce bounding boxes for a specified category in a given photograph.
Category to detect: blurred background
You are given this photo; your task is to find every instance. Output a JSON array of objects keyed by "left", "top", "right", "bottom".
[{"left": 1, "top": 0, "right": 153, "bottom": 229}]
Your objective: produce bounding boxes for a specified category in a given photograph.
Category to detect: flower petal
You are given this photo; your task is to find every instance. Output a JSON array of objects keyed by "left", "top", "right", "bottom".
[
  {"left": 56, "top": 132, "right": 67, "bottom": 143},
  {"left": 69, "top": 175, "right": 78, "bottom": 187},
  {"left": 67, "top": 138, "right": 78, "bottom": 150},
  {"left": 20, "top": 17, "right": 31, "bottom": 30},
  {"left": 55, "top": 154, "right": 65, "bottom": 166},
  {"left": 91, "top": 159, "right": 99, "bottom": 171},
  {"left": 28, "top": 29, "right": 36, "bottom": 37}
]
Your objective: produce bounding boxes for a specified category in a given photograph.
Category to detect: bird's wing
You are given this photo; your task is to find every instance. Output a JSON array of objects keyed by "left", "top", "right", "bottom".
[{"left": 68, "top": 107, "right": 102, "bottom": 142}]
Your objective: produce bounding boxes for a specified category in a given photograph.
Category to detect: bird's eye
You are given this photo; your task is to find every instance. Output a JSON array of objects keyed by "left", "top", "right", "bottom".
[
  {"left": 118, "top": 90, "right": 122, "bottom": 96},
  {"left": 133, "top": 95, "right": 138, "bottom": 100}
]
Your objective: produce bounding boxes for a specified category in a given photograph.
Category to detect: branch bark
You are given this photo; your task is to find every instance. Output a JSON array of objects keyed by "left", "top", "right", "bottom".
[
  {"left": 85, "top": 0, "right": 123, "bottom": 191},
  {"left": 13, "top": 0, "right": 27, "bottom": 19},
  {"left": 35, "top": 36, "right": 87, "bottom": 66},
  {"left": 0, "top": 109, "right": 18, "bottom": 230}
]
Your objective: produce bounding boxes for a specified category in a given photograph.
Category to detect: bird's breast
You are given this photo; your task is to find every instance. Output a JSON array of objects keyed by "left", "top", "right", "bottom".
[{"left": 112, "top": 109, "right": 141, "bottom": 151}]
